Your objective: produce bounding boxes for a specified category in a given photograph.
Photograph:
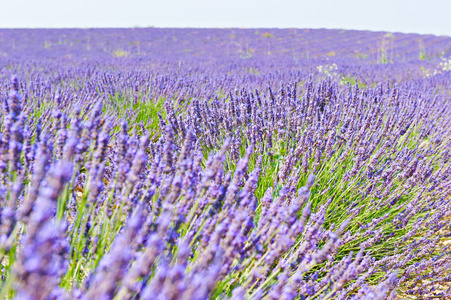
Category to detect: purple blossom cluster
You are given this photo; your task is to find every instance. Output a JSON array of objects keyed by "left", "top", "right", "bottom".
[{"left": 0, "top": 28, "right": 450, "bottom": 299}]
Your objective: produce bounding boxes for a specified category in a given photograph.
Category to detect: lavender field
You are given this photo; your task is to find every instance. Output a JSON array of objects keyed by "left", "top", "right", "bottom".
[{"left": 1, "top": 28, "right": 451, "bottom": 299}]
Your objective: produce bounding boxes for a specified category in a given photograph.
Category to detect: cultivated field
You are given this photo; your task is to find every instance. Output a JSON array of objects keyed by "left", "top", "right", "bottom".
[{"left": 0, "top": 28, "right": 451, "bottom": 299}]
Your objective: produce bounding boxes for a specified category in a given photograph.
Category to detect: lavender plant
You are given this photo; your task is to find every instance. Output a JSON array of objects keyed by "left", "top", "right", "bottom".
[{"left": 0, "top": 28, "right": 451, "bottom": 299}]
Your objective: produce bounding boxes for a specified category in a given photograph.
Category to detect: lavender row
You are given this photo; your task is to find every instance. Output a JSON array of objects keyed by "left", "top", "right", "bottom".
[{"left": 0, "top": 65, "right": 450, "bottom": 299}]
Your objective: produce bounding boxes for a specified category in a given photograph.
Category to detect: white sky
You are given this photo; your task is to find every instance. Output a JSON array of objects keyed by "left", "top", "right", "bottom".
[{"left": 0, "top": 0, "right": 450, "bottom": 36}]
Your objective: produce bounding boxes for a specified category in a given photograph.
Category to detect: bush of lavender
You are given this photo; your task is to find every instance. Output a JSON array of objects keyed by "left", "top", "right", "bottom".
[{"left": 0, "top": 28, "right": 451, "bottom": 299}]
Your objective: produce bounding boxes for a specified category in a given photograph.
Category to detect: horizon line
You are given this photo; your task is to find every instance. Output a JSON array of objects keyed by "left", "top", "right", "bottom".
[{"left": 0, "top": 26, "right": 449, "bottom": 38}]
